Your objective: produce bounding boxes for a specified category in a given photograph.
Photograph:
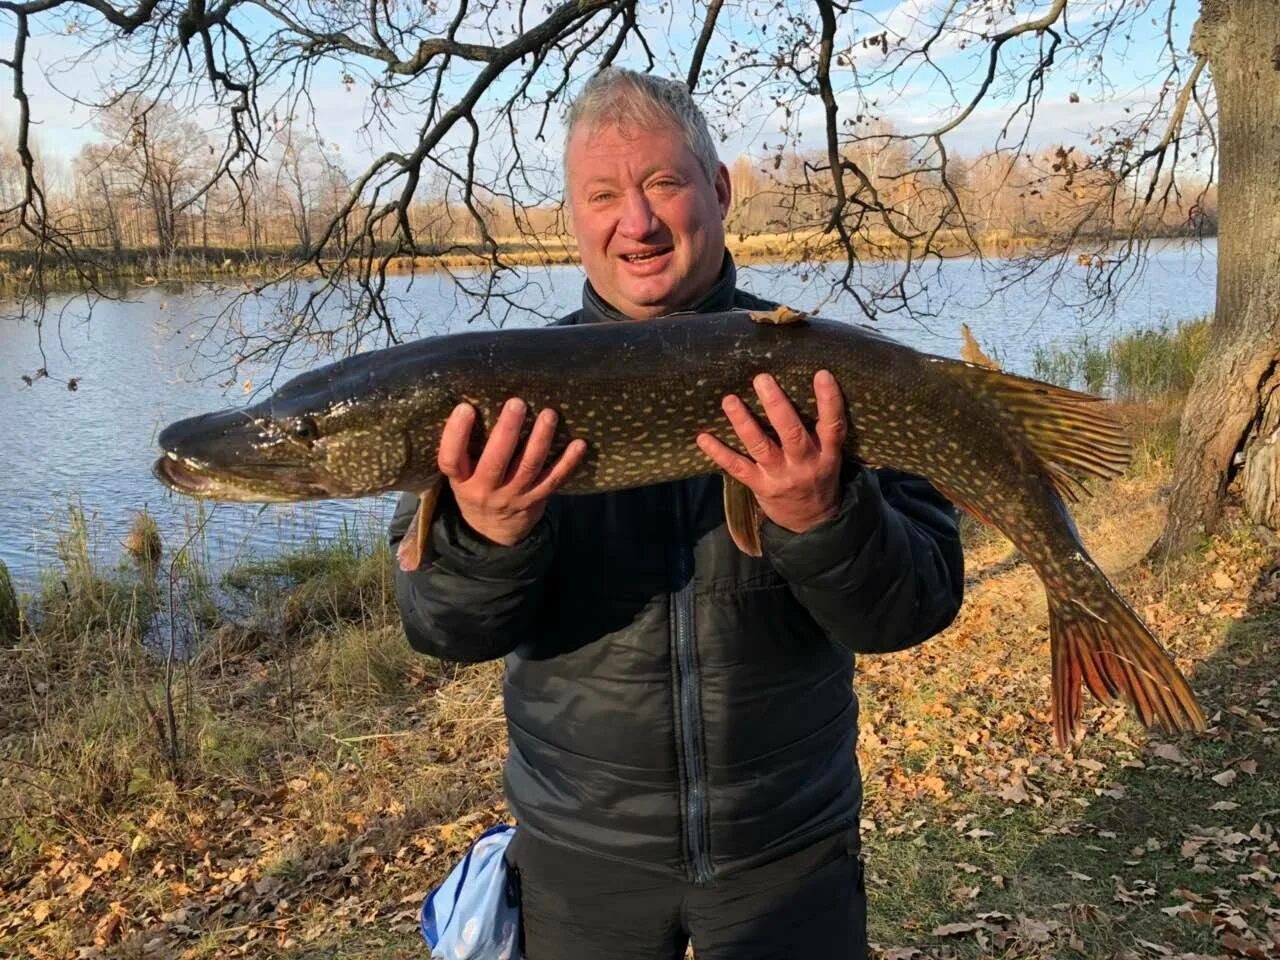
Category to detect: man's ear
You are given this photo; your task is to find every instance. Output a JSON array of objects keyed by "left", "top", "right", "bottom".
[{"left": 715, "top": 162, "right": 731, "bottom": 217}]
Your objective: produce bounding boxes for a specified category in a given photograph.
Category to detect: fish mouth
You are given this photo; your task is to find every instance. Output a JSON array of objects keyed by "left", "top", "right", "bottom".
[
  {"left": 152, "top": 452, "right": 334, "bottom": 502},
  {"left": 154, "top": 407, "right": 338, "bottom": 502}
]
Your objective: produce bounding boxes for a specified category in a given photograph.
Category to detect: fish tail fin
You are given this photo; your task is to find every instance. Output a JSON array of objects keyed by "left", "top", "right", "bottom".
[{"left": 1047, "top": 566, "right": 1205, "bottom": 748}]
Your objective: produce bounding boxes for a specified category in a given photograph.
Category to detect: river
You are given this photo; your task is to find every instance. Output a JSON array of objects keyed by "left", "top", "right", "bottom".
[{"left": 0, "top": 242, "right": 1217, "bottom": 589}]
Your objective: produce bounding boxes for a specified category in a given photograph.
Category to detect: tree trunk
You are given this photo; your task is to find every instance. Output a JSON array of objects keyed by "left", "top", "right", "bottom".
[
  {"left": 1241, "top": 370, "right": 1280, "bottom": 527},
  {"left": 1150, "top": 0, "right": 1280, "bottom": 560}
]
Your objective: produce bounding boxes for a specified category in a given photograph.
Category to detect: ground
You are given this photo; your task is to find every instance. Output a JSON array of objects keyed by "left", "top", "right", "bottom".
[{"left": 1, "top": 462, "right": 1277, "bottom": 960}]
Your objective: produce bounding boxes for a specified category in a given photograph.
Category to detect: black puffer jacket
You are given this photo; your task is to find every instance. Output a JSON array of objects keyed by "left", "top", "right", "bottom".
[{"left": 390, "top": 256, "right": 964, "bottom": 881}]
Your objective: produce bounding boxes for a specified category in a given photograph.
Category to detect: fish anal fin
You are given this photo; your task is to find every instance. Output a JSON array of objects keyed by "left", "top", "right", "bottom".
[
  {"left": 396, "top": 476, "right": 445, "bottom": 573},
  {"left": 1046, "top": 565, "right": 1205, "bottom": 749},
  {"left": 723, "top": 475, "right": 764, "bottom": 557},
  {"left": 748, "top": 305, "right": 808, "bottom": 326}
]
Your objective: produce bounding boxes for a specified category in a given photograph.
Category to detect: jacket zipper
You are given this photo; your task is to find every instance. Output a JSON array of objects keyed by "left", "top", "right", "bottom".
[{"left": 671, "top": 484, "right": 713, "bottom": 884}]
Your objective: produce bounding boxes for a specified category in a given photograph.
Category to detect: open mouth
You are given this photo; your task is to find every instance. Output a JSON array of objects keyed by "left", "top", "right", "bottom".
[
  {"left": 620, "top": 247, "right": 672, "bottom": 264},
  {"left": 154, "top": 454, "right": 218, "bottom": 496},
  {"left": 152, "top": 452, "right": 332, "bottom": 502}
]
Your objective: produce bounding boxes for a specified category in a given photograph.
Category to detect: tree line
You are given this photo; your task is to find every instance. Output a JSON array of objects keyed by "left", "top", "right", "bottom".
[{"left": 0, "top": 101, "right": 1215, "bottom": 261}]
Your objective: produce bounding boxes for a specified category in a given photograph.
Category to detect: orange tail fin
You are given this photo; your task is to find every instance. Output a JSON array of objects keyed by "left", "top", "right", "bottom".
[{"left": 1047, "top": 565, "right": 1205, "bottom": 747}]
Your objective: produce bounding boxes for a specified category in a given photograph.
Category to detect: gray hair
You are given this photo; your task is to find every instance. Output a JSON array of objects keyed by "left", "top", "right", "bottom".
[{"left": 564, "top": 67, "right": 720, "bottom": 184}]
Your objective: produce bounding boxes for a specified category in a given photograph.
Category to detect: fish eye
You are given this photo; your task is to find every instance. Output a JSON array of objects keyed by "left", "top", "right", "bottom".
[{"left": 291, "top": 416, "right": 320, "bottom": 443}]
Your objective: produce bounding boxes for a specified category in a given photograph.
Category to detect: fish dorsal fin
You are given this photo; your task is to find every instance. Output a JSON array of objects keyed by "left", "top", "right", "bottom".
[
  {"left": 960, "top": 323, "right": 1000, "bottom": 370},
  {"left": 396, "top": 475, "right": 445, "bottom": 572},
  {"left": 748, "top": 305, "right": 808, "bottom": 326},
  {"left": 722, "top": 475, "right": 764, "bottom": 557},
  {"left": 946, "top": 364, "right": 1132, "bottom": 501}
]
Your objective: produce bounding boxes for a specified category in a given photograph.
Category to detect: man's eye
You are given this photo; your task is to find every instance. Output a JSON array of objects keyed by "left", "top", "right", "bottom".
[{"left": 590, "top": 192, "right": 614, "bottom": 203}]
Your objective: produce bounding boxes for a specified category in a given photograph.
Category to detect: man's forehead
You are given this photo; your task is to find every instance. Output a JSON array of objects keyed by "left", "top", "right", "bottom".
[{"left": 567, "top": 120, "right": 697, "bottom": 177}]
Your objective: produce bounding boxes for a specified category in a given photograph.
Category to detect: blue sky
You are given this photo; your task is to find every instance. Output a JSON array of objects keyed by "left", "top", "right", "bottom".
[{"left": 0, "top": 1, "right": 1204, "bottom": 188}]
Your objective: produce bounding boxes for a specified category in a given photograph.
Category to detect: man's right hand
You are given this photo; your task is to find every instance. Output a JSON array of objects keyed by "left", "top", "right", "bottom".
[{"left": 437, "top": 397, "right": 587, "bottom": 547}]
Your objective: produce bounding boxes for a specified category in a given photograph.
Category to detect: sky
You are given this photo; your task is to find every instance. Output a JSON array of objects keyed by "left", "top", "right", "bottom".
[{"left": 0, "top": 1, "right": 1206, "bottom": 192}]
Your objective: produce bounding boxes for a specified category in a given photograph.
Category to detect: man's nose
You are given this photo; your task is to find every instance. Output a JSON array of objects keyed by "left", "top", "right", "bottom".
[{"left": 617, "top": 188, "right": 659, "bottom": 239}]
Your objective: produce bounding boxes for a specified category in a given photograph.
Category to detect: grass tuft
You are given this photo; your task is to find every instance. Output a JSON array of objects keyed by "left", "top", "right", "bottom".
[
  {"left": 1031, "top": 316, "right": 1211, "bottom": 402},
  {"left": 0, "top": 559, "right": 19, "bottom": 645}
]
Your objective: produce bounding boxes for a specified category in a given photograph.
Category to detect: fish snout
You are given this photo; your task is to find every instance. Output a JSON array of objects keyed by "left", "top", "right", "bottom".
[{"left": 154, "top": 407, "right": 331, "bottom": 501}]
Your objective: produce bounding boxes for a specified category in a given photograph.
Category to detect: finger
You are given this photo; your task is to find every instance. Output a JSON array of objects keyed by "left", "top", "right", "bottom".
[
  {"left": 813, "top": 370, "right": 848, "bottom": 456},
  {"left": 437, "top": 403, "right": 477, "bottom": 480},
  {"left": 696, "top": 432, "right": 758, "bottom": 483},
  {"left": 526, "top": 437, "right": 590, "bottom": 500},
  {"left": 507, "top": 407, "right": 559, "bottom": 491},
  {"left": 721, "top": 393, "right": 780, "bottom": 465},
  {"left": 472, "top": 397, "right": 528, "bottom": 486},
  {"left": 754, "top": 373, "right": 811, "bottom": 457}
]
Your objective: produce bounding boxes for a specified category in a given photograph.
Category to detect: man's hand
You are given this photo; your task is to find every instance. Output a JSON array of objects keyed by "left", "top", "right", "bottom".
[
  {"left": 696, "top": 371, "right": 847, "bottom": 534},
  {"left": 438, "top": 398, "right": 587, "bottom": 546}
]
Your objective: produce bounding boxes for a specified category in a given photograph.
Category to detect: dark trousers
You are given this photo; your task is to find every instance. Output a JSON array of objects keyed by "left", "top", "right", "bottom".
[{"left": 505, "top": 828, "right": 868, "bottom": 960}]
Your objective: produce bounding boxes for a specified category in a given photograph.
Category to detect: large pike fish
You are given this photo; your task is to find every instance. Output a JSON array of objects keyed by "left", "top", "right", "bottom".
[{"left": 154, "top": 307, "right": 1205, "bottom": 746}]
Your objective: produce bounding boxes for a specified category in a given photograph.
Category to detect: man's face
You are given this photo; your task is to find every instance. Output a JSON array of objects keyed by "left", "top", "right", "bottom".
[{"left": 566, "top": 120, "right": 731, "bottom": 320}]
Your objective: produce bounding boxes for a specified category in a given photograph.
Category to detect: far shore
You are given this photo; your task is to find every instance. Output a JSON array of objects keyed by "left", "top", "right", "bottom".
[{"left": 0, "top": 229, "right": 1214, "bottom": 291}]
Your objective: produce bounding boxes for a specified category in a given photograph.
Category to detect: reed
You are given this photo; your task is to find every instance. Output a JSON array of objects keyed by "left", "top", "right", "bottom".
[{"left": 1029, "top": 316, "right": 1211, "bottom": 403}]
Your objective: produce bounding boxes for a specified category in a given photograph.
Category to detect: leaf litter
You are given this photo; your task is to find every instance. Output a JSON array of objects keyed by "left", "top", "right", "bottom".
[{"left": 2, "top": 468, "right": 1278, "bottom": 958}]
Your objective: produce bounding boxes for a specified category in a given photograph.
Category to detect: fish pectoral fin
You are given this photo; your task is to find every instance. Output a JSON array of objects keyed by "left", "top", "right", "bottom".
[
  {"left": 396, "top": 476, "right": 445, "bottom": 573},
  {"left": 932, "top": 482, "right": 996, "bottom": 529},
  {"left": 723, "top": 475, "right": 764, "bottom": 557},
  {"left": 747, "top": 305, "right": 808, "bottom": 326}
]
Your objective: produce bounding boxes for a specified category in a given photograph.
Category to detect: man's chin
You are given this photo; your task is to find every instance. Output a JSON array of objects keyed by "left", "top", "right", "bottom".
[{"left": 611, "top": 280, "right": 684, "bottom": 319}]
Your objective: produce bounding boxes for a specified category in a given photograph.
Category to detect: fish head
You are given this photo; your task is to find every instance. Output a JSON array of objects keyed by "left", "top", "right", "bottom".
[{"left": 153, "top": 365, "right": 448, "bottom": 503}]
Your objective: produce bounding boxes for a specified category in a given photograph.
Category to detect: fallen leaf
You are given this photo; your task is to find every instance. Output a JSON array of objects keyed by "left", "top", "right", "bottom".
[
  {"left": 1211, "top": 769, "right": 1238, "bottom": 787},
  {"left": 1151, "top": 743, "right": 1187, "bottom": 763},
  {"left": 932, "top": 921, "right": 988, "bottom": 937},
  {"left": 93, "top": 902, "right": 126, "bottom": 947},
  {"left": 998, "top": 781, "right": 1030, "bottom": 803}
]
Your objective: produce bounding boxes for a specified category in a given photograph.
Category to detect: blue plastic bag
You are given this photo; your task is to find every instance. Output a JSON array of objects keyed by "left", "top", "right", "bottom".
[{"left": 420, "top": 823, "right": 521, "bottom": 960}]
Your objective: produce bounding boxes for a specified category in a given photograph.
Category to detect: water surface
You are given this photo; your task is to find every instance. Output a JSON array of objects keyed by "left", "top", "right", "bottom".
[{"left": 0, "top": 242, "right": 1217, "bottom": 589}]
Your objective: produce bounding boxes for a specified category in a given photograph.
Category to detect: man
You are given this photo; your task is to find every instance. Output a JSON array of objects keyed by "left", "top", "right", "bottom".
[{"left": 391, "top": 68, "right": 964, "bottom": 959}]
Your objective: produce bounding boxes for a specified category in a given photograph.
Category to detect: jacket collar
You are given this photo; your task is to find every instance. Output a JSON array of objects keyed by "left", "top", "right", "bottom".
[{"left": 579, "top": 251, "right": 737, "bottom": 324}]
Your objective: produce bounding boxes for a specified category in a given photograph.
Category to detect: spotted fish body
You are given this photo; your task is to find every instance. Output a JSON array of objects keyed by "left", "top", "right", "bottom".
[{"left": 154, "top": 309, "right": 1205, "bottom": 746}]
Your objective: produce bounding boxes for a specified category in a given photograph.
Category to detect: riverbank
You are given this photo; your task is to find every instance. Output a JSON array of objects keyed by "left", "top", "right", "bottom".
[
  {"left": 2, "top": 397, "right": 1277, "bottom": 959},
  {"left": 0, "top": 228, "right": 1156, "bottom": 289}
]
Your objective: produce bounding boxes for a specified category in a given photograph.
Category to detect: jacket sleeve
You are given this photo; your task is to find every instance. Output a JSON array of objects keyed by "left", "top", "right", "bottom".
[
  {"left": 760, "top": 467, "right": 964, "bottom": 654},
  {"left": 389, "top": 489, "right": 557, "bottom": 662}
]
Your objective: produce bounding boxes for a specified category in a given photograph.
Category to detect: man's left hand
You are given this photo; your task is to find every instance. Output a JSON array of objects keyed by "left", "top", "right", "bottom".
[{"left": 696, "top": 370, "right": 847, "bottom": 534}]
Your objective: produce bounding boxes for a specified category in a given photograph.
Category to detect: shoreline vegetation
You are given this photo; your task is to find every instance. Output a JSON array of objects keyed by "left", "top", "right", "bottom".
[
  {"left": 5, "top": 321, "right": 1277, "bottom": 960},
  {"left": 0, "top": 227, "right": 1212, "bottom": 291}
]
